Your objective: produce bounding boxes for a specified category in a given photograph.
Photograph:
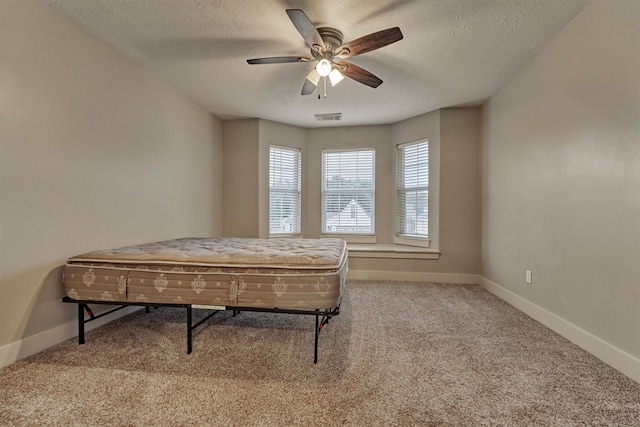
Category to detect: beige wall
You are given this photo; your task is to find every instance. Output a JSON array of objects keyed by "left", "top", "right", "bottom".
[
  {"left": 222, "top": 119, "right": 307, "bottom": 238},
  {"left": 0, "top": 0, "right": 223, "bottom": 358},
  {"left": 222, "top": 119, "right": 260, "bottom": 237},
  {"left": 348, "top": 108, "right": 480, "bottom": 276},
  {"left": 221, "top": 109, "right": 480, "bottom": 278},
  {"left": 440, "top": 108, "right": 480, "bottom": 272},
  {"left": 258, "top": 120, "right": 307, "bottom": 238},
  {"left": 480, "top": 0, "right": 639, "bottom": 360},
  {"left": 391, "top": 109, "right": 442, "bottom": 251},
  {"left": 4, "top": 0, "right": 634, "bottom": 381}
]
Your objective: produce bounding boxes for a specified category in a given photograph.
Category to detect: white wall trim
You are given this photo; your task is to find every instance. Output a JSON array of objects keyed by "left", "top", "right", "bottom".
[
  {"left": 348, "top": 269, "right": 479, "bottom": 284},
  {"left": 479, "top": 276, "right": 639, "bottom": 384},
  {"left": 0, "top": 306, "right": 140, "bottom": 369},
  {"left": 348, "top": 244, "right": 440, "bottom": 260}
]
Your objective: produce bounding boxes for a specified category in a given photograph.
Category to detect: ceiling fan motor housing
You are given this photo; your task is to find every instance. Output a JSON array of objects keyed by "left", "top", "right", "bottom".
[{"left": 313, "top": 27, "right": 344, "bottom": 57}]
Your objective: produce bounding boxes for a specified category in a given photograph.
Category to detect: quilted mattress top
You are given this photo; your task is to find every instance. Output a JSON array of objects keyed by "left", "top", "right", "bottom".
[{"left": 67, "top": 237, "right": 347, "bottom": 270}]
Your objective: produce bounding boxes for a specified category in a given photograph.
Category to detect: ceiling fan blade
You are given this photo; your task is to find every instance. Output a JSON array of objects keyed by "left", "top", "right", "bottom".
[
  {"left": 336, "top": 61, "right": 383, "bottom": 88},
  {"left": 286, "top": 9, "right": 325, "bottom": 52},
  {"left": 247, "top": 56, "right": 313, "bottom": 65},
  {"left": 301, "top": 68, "right": 320, "bottom": 95},
  {"left": 336, "top": 27, "right": 403, "bottom": 59}
]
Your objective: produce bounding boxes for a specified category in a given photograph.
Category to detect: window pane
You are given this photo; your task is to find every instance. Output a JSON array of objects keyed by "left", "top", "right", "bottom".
[
  {"left": 322, "top": 149, "right": 375, "bottom": 234},
  {"left": 269, "top": 146, "right": 301, "bottom": 234}
]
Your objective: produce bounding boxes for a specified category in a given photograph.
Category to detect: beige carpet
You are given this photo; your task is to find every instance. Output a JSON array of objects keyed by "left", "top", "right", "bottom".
[{"left": 1, "top": 280, "right": 638, "bottom": 426}]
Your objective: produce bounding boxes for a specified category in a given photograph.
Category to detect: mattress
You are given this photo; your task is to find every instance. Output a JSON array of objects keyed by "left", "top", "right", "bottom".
[{"left": 63, "top": 237, "right": 348, "bottom": 310}]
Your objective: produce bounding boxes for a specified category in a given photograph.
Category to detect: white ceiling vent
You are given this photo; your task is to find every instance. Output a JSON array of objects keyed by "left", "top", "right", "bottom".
[{"left": 315, "top": 113, "right": 342, "bottom": 122}]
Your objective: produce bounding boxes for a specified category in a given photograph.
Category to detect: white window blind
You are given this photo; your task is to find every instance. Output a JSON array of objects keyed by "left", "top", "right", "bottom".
[
  {"left": 397, "top": 140, "right": 429, "bottom": 238},
  {"left": 269, "top": 145, "right": 301, "bottom": 235},
  {"left": 322, "top": 148, "right": 375, "bottom": 234}
]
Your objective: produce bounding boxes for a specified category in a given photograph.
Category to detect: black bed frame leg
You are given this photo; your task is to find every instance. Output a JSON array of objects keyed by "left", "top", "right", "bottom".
[
  {"left": 186, "top": 305, "right": 193, "bottom": 354},
  {"left": 314, "top": 314, "right": 319, "bottom": 364},
  {"left": 78, "top": 304, "right": 85, "bottom": 345}
]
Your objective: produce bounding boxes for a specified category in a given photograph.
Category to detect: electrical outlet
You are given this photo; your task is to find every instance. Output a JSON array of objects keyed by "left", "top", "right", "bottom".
[{"left": 525, "top": 270, "right": 532, "bottom": 284}]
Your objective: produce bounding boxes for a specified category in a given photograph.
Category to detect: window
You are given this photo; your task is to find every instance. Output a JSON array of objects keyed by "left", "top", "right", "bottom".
[
  {"left": 269, "top": 145, "right": 301, "bottom": 235},
  {"left": 322, "top": 148, "right": 375, "bottom": 234},
  {"left": 397, "top": 140, "right": 429, "bottom": 242}
]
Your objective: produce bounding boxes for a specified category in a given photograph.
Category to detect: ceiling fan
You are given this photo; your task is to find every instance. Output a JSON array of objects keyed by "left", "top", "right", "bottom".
[{"left": 247, "top": 9, "right": 403, "bottom": 96}]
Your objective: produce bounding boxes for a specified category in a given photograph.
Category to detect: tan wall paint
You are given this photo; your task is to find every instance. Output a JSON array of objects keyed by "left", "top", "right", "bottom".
[
  {"left": 258, "top": 120, "right": 307, "bottom": 238},
  {"left": 221, "top": 110, "right": 480, "bottom": 277},
  {"left": 349, "top": 108, "right": 480, "bottom": 275},
  {"left": 223, "top": 119, "right": 308, "bottom": 239},
  {"left": 391, "top": 110, "right": 442, "bottom": 250},
  {"left": 480, "top": 0, "right": 639, "bottom": 358},
  {"left": 440, "top": 108, "right": 480, "bottom": 274},
  {"left": 7, "top": 0, "right": 633, "bottom": 380},
  {"left": 0, "top": 1, "right": 223, "bottom": 351},
  {"left": 222, "top": 119, "right": 259, "bottom": 237}
]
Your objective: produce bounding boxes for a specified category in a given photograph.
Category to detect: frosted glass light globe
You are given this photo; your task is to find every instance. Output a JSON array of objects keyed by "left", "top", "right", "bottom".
[{"left": 316, "top": 59, "right": 332, "bottom": 77}]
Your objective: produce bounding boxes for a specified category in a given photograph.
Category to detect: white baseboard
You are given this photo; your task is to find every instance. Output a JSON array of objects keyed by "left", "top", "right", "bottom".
[
  {"left": 0, "top": 306, "right": 140, "bottom": 369},
  {"left": 4, "top": 276, "right": 637, "bottom": 384},
  {"left": 347, "top": 269, "right": 480, "bottom": 284},
  {"left": 479, "top": 276, "right": 639, "bottom": 384}
]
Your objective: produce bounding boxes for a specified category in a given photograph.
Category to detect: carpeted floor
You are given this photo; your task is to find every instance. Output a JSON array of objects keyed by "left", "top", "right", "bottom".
[{"left": 1, "top": 280, "right": 638, "bottom": 426}]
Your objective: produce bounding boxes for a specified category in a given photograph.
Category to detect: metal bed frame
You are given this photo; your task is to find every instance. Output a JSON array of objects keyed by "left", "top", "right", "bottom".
[{"left": 62, "top": 297, "right": 340, "bottom": 364}]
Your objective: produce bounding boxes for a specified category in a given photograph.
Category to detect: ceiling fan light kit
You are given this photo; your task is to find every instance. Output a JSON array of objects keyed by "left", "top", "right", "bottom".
[{"left": 246, "top": 9, "right": 403, "bottom": 97}]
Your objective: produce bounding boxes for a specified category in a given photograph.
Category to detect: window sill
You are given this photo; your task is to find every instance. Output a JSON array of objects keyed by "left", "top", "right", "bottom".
[
  {"left": 394, "top": 236, "right": 430, "bottom": 248},
  {"left": 347, "top": 243, "right": 440, "bottom": 260},
  {"left": 321, "top": 235, "right": 377, "bottom": 244}
]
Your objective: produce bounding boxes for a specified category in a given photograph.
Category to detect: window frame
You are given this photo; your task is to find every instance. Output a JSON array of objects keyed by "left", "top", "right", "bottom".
[
  {"left": 395, "top": 139, "right": 431, "bottom": 248},
  {"left": 268, "top": 144, "right": 302, "bottom": 236},
  {"left": 321, "top": 148, "right": 376, "bottom": 237}
]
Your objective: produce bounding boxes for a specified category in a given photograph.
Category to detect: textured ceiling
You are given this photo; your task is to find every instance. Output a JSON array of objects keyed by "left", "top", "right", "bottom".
[{"left": 46, "top": 0, "right": 590, "bottom": 128}]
